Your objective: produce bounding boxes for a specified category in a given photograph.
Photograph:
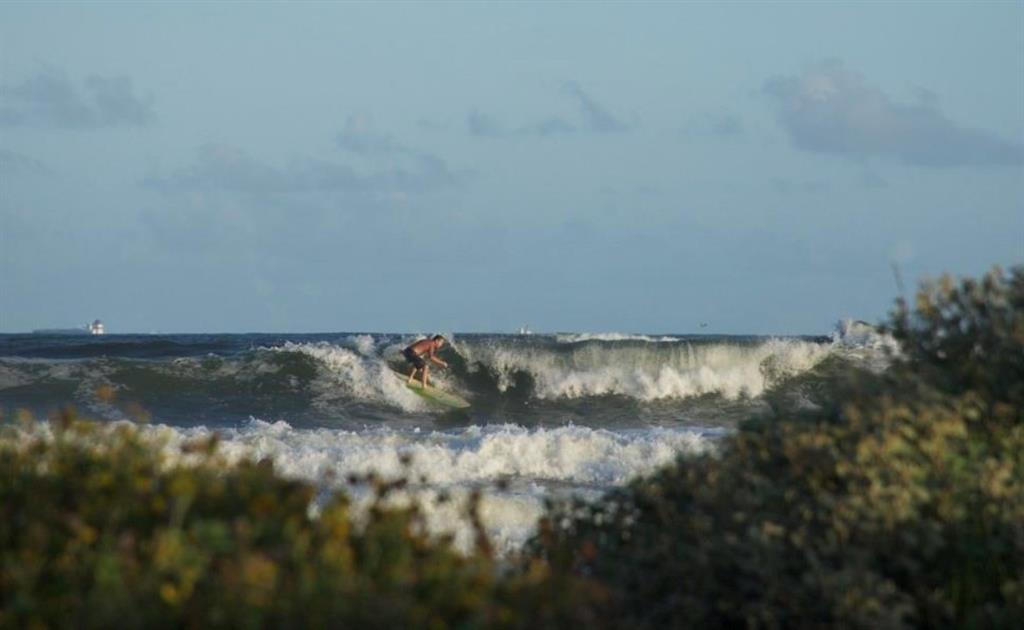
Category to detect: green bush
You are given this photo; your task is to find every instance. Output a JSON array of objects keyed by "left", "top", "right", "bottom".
[
  {"left": 887, "top": 266, "right": 1024, "bottom": 417},
  {"left": 530, "top": 266, "right": 1024, "bottom": 628}
]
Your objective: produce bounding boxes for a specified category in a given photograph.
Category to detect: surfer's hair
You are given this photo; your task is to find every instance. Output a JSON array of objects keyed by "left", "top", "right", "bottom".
[{"left": 432, "top": 335, "right": 445, "bottom": 342}]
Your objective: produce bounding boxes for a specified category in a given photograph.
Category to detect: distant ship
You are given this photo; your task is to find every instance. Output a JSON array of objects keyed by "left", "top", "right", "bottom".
[{"left": 32, "top": 319, "right": 106, "bottom": 335}]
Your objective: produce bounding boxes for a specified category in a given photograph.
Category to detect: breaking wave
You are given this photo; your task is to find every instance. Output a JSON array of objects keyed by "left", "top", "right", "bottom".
[
  {"left": 458, "top": 336, "right": 834, "bottom": 401},
  {"left": 0, "top": 330, "right": 885, "bottom": 426}
]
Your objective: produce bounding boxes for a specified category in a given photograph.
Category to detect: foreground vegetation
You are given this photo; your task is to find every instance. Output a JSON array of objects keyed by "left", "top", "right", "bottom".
[
  {"left": 0, "top": 413, "right": 601, "bottom": 628},
  {"left": 2, "top": 267, "right": 1021, "bottom": 628},
  {"left": 534, "top": 267, "right": 1023, "bottom": 627}
]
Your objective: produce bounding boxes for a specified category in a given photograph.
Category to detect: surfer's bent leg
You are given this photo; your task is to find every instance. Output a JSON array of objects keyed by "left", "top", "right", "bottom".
[{"left": 404, "top": 348, "right": 426, "bottom": 385}]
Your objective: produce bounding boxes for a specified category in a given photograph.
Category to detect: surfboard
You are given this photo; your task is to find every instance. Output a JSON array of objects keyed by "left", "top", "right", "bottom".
[{"left": 392, "top": 370, "right": 470, "bottom": 409}]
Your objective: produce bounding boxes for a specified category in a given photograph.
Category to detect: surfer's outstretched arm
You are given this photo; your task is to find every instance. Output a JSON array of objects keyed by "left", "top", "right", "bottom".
[{"left": 427, "top": 336, "right": 449, "bottom": 368}]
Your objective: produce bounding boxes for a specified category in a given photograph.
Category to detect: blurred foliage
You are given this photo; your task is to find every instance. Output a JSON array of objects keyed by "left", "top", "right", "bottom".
[
  {"left": 2, "top": 267, "right": 1021, "bottom": 628},
  {"left": 530, "top": 266, "right": 1024, "bottom": 628},
  {"left": 887, "top": 266, "right": 1024, "bottom": 416},
  {"left": 0, "top": 413, "right": 600, "bottom": 628}
]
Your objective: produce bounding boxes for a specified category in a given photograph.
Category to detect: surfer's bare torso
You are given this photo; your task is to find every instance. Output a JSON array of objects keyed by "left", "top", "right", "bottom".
[
  {"left": 407, "top": 338, "right": 438, "bottom": 359},
  {"left": 403, "top": 336, "right": 448, "bottom": 387}
]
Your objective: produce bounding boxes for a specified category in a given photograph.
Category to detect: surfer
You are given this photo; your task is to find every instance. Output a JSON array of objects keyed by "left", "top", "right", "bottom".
[{"left": 403, "top": 335, "right": 449, "bottom": 387}]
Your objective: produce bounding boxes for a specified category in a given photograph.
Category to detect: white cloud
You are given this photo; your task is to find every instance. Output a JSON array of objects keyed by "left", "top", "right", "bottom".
[
  {"left": 764, "top": 60, "right": 1023, "bottom": 167},
  {"left": 336, "top": 114, "right": 407, "bottom": 155}
]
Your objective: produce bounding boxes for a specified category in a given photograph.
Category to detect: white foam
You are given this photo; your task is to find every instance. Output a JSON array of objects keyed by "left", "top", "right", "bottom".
[
  {"left": 461, "top": 338, "right": 833, "bottom": 401},
  {"left": 555, "top": 332, "right": 680, "bottom": 343},
  {"left": 272, "top": 342, "right": 427, "bottom": 412},
  {"left": 831, "top": 319, "right": 899, "bottom": 371},
  {"left": 272, "top": 340, "right": 476, "bottom": 412},
  {"left": 4, "top": 417, "right": 720, "bottom": 553},
  {"left": 349, "top": 334, "right": 377, "bottom": 357},
  {"left": 260, "top": 336, "right": 845, "bottom": 406},
  {"left": 831, "top": 319, "right": 897, "bottom": 349},
  {"left": 164, "top": 420, "right": 715, "bottom": 487},
  {"left": 146, "top": 419, "right": 719, "bottom": 554}
]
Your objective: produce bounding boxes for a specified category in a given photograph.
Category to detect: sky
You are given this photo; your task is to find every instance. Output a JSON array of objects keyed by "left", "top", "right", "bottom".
[{"left": 1, "top": 2, "right": 1022, "bottom": 334}]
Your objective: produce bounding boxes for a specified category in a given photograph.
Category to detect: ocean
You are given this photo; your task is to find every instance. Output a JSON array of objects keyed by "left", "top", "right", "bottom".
[{"left": 0, "top": 325, "right": 891, "bottom": 553}]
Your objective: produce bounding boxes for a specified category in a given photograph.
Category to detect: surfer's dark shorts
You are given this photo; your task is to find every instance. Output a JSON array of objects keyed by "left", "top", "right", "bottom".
[{"left": 403, "top": 347, "right": 426, "bottom": 369}]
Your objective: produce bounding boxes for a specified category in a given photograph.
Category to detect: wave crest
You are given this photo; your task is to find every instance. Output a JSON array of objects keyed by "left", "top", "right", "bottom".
[{"left": 460, "top": 337, "right": 833, "bottom": 401}]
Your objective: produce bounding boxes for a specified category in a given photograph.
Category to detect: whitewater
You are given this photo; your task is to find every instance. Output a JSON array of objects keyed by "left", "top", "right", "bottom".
[{"left": 0, "top": 326, "right": 890, "bottom": 553}]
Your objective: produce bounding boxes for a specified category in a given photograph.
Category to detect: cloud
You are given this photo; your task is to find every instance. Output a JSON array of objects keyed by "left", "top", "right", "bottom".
[
  {"left": 144, "top": 143, "right": 458, "bottom": 197},
  {"left": 0, "top": 148, "right": 52, "bottom": 176},
  {"left": 520, "top": 116, "right": 576, "bottom": 137},
  {"left": 140, "top": 143, "right": 462, "bottom": 263},
  {"left": 764, "top": 60, "right": 1023, "bottom": 167},
  {"left": 682, "top": 110, "right": 745, "bottom": 139},
  {"left": 467, "top": 109, "right": 503, "bottom": 137},
  {"left": 0, "top": 68, "right": 154, "bottom": 128},
  {"left": 334, "top": 114, "right": 459, "bottom": 188},
  {"left": 562, "top": 82, "right": 630, "bottom": 133},
  {"left": 474, "top": 111, "right": 576, "bottom": 138},
  {"left": 336, "top": 114, "right": 408, "bottom": 155},
  {"left": 468, "top": 83, "right": 629, "bottom": 139},
  {"left": 144, "top": 144, "right": 357, "bottom": 194}
]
